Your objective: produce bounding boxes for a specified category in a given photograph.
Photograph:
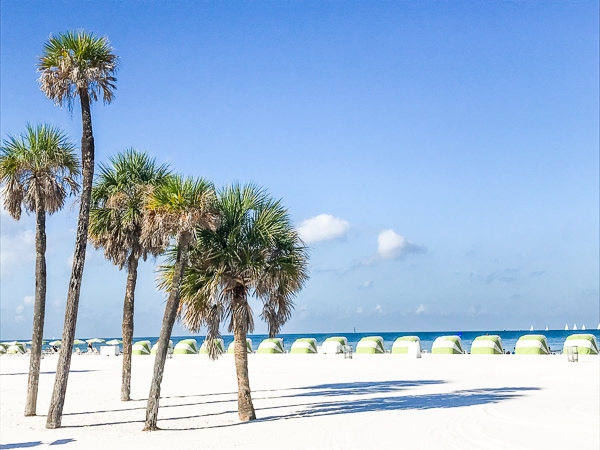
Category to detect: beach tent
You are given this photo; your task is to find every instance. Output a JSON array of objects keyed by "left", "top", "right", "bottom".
[
  {"left": 199, "top": 338, "right": 225, "bottom": 355},
  {"left": 5, "top": 341, "right": 26, "bottom": 354},
  {"left": 391, "top": 336, "right": 421, "bottom": 354},
  {"left": 227, "top": 338, "right": 253, "bottom": 354},
  {"left": 290, "top": 338, "right": 318, "bottom": 354},
  {"left": 431, "top": 335, "right": 465, "bottom": 354},
  {"left": 515, "top": 335, "right": 550, "bottom": 355},
  {"left": 173, "top": 339, "right": 198, "bottom": 354},
  {"left": 257, "top": 338, "right": 284, "bottom": 354},
  {"left": 471, "top": 335, "right": 504, "bottom": 355},
  {"left": 150, "top": 340, "right": 173, "bottom": 355},
  {"left": 320, "top": 336, "right": 348, "bottom": 354},
  {"left": 132, "top": 340, "right": 151, "bottom": 355},
  {"left": 562, "top": 334, "right": 599, "bottom": 355},
  {"left": 356, "top": 336, "right": 385, "bottom": 354}
]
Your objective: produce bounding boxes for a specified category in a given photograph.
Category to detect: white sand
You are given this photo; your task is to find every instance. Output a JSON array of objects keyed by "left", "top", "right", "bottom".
[{"left": 1, "top": 352, "right": 598, "bottom": 449}]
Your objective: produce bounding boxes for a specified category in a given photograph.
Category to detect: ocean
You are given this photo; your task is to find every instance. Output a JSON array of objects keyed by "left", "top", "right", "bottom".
[{"left": 52, "top": 328, "right": 600, "bottom": 354}]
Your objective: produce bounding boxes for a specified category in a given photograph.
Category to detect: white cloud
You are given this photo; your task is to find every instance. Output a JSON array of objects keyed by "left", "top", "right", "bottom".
[
  {"left": 15, "top": 305, "right": 24, "bottom": 314},
  {"left": 297, "top": 214, "right": 350, "bottom": 244},
  {"left": 374, "top": 304, "right": 383, "bottom": 314},
  {"left": 376, "top": 229, "right": 425, "bottom": 260},
  {"left": 356, "top": 307, "right": 363, "bottom": 314},
  {"left": 415, "top": 304, "right": 427, "bottom": 315},
  {"left": 23, "top": 295, "right": 34, "bottom": 305}
]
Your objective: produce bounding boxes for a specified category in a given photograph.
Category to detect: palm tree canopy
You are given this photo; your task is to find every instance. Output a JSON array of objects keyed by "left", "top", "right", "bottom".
[
  {"left": 0, "top": 123, "right": 80, "bottom": 219},
  {"left": 89, "top": 149, "right": 171, "bottom": 268},
  {"left": 142, "top": 175, "right": 218, "bottom": 251},
  {"left": 159, "top": 183, "right": 310, "bottom": 357},
  {"left": 38, "top": 30, "right": 118, "bottom": 109}
]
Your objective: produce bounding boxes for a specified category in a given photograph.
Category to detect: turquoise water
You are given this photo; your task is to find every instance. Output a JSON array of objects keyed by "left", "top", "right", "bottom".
[{"left": 68, "top": 329, "right": 600, "bottom": 354}]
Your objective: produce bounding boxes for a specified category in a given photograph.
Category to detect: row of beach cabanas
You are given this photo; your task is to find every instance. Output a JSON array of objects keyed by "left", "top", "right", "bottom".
[{"left": 119, "top": 333, "right": 599, "bottom": 356}]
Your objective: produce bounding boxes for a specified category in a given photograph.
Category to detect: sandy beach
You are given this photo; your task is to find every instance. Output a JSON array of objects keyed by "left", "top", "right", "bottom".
[{"left": 1, "top": 352, "right": 598, "bottom": 449}]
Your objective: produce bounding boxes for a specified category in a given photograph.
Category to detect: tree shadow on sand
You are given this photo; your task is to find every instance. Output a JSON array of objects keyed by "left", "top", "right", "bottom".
[{"left": 257, "top": 386, "right": 541, "bottom": 422}]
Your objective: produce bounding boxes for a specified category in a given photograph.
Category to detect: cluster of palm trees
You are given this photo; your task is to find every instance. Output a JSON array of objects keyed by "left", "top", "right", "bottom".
[{"left": 0, "top": 29, "right": 309, "bottom": 431}]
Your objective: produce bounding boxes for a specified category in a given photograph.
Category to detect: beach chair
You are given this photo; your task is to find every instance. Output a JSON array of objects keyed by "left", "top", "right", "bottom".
[
  {"left": 356, "top": 336, "right": 385, "bottom": 354},
  {"left": 257, "top": 338, "right": 284, "bottom": 354},
  {"left": 471, "top": 335, "right": 504, "bottom": 354},
  {"left": 431, "top": 335, "right": 465, "bottom": 354},
  {"left": 562, "top": 334, "right": 599, "bottom": 355},
  {"left": 173, "top": 339, "right": 199, "bottom": 354},
  {"left": 227, "top": 338, "right": 253, "bottom": 354},
  {"left": 199, "top": 338, "right": 225, "bottom": 355},
  {"left": 290, "top": 338, "right": 318, "bottom": 354},
  {"left": 391, "top": 336, "right": 421, "bottom": 354},
  {"left": 320, "top": 336, "right": 348, "bottom": 354},
  {"left": 515, "top": 335, "right": 550, "bottom": 355}
]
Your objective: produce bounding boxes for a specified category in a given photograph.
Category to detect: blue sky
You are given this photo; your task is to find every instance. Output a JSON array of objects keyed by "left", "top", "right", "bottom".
[{"left": 1, "top": 1, "right": 598, "bottom": 340}]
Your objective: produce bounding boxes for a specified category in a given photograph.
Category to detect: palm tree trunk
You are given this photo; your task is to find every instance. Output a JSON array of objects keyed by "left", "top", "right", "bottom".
[
  {"left": 46, "top": 89, "right": 95, "bottom": 429},
  {"left": 143, "top": 232, "right": 191, "bottom": 431},
  {"left": 233, "top": 296, "right": 256, "bottom": 422},
  {"left": 121, "top": 251, "right": 139, "bottom": 401},
  {"left": 24, "top": 196, "right": 47, "bottom": 416}
]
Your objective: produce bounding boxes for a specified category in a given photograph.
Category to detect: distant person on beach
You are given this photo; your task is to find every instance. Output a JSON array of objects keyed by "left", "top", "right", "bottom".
[
  {"left": 52, "top": 345, "right": 58, "bottom": 353},
  {"left": 88, "top": 343, "right": 93, "bottom": 352}
]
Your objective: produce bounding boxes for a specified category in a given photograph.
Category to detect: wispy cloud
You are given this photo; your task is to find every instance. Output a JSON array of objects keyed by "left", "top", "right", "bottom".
[
  {"left": 415, "top": 304, "right": 427, "bottom": 315},
  {"left": 358, "top": 280, "right": 374, "bottom": 290},
  {"left": 297, "top": 214, "right": 350, "bottom": 244}
]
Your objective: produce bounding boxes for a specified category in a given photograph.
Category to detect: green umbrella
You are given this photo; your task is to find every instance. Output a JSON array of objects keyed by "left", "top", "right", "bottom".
[
  {"left": 73, "top": 339, "right": 86, "bottom": 345},
  {"left": 105, "top": 339, "right": 122, "bottom": 345},
  {"left": 49, "top": 340, "right": 61, "bottom": 346},
  {"left": 86, "top": 338, "right": 105, "bottom": 344}
]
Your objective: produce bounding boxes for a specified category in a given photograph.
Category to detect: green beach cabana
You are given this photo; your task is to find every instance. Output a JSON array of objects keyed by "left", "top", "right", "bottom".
[
  {"left": 431, "top": 335, "right": 465, "bottom": 354},
  {"left": 0, "top": 345, "right": 6, "bottom": 354},
  {"left": 515, "top": 335, "right": 550, "bottom": 355},
  {"left": 391, "top": 336, "right": 421, "bottom": 354},
  {"left": 227, "top": 338, "right": 253, "bottom": 354},
  {"left": 290, "top": 338, "right": 318, "bottom": 354},
  {"left": 470, "top": 335, "right": 504, "bottom": 355},
  {"left": 199, "top": 338, "right": 225, "bottom": 355},
  {"left": 562, "top": 334, "right": 599, "bottom": 355},
  {"left": 257, "top": 338, "right": 284, "bottom": 354},
  {"left": 320, "top": 336, "right": 348, "bottom": 354},
  {"left": 173, "top": 338, "right": 198, "bottom": 354},
  {"left": 132, "top": 340, "right": 151, "bottom": 355},
  {"left": 150, "top": 340, "right": 173, "bottom": 354},
  {"left": 356, "top": 336, "right": 385, "bottom": 354}
]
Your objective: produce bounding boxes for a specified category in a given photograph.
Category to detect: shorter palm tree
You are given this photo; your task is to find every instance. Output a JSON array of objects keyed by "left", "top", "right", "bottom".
[
  {"left": 159, "top": 183, "right": 309, "bottom": 421},
  {"left": 142, "top": 175, "right": 217, "bottom": 431},
  {"left": 89, "top": 149, "right": 170, "bottom": 401},
  {"left": 0, "top": 123, "right": 80, "bottom": 416}
]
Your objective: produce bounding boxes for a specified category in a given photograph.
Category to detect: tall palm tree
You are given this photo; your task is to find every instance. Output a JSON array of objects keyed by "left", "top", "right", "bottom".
[
  {"left": 142, "top": 175, "right": 217, "bottom": 431},
  {"left": 0, "top": 123, "right": 80, "bottom": 416},
  {"left": 38, "top": 29, "right": 118, "bottom": 429},
  {"left": 89, "top": 149, "right": 170, "bottom": 401},
  {"left": 159, "top": 183, "right": 309, "bottom": 421}
]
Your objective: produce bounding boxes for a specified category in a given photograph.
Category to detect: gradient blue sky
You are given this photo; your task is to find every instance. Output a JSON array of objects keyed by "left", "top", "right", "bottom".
[{"left": 1, "top": 1, "right": 598, "bottom": 340}]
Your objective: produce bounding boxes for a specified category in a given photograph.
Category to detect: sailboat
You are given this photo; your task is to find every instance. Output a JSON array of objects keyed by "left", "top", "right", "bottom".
[
  {"left": 545, "top": 325, "right": 548, "bottom": 331},
  {"left": 565, "top": 323, "right": 569, "bottom": 330},
  {"left": 529, "top": 325, "right": 534, "bottom": 331},
  {"left": 573, "top": 324, "right": 578, "bottom": 330},
  {"left": 582, "top": 324, "right": 586, "bottom": 330}
]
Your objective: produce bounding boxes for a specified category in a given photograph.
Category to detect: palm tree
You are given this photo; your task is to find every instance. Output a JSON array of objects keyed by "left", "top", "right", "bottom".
[
  {"left": 38, "top": 29, "right": 118, "bottom": 429},
  {"left": 89, "top": 149, "right": 170, "bottom": 401},
  {"left": 0, "top": 123, "right": 80, "bottom": 416},
  {"left": 159, "top": 184, "right": 309, "bottom": 421},
  {"left": 142, "top": 175, "right": 217, "bottom": 431}
]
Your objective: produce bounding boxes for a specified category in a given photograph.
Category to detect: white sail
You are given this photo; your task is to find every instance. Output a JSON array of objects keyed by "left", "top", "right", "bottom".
[
  {"left": 545, "top": 325, "right": 548, "bottom": 331},
  {"left": 582, "top": 324, "right": 586, "bottom": 330},
  {"left": 530, "top": 325, "right": 534, "bottom": 331},
  {"left": 565, "top": 323, "right": 569, "bottom": 330},
  {"left": 573, "top": 324, "right": 577, "bottom": 330}
]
